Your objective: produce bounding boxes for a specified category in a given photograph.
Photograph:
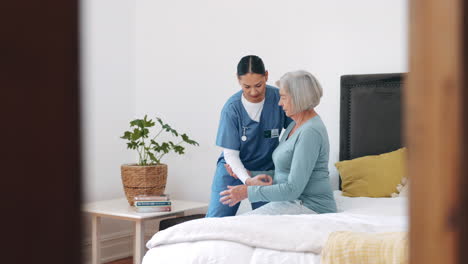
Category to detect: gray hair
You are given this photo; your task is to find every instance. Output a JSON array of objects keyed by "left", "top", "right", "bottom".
[{"left": 276, "top": 70, "right": 323, "bottom": 114}]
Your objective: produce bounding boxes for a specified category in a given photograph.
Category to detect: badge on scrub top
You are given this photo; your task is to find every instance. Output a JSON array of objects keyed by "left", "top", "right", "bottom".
[{"left": 264, "top": 128, "right": 279, "bottom": 138}]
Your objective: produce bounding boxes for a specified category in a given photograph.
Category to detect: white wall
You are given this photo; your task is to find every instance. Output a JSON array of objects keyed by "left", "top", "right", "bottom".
[
  {"left": 80, "top": 0, "right": 137, "bottom": 262},
  {"left": 135, "top": 0, "right": 408, "bottom": 201},
  {"left": 81, "top": 0, "right": 136, "bottom": 203},
  {"left": 81, "top": 0, "right": 407, "bottom": 261}
]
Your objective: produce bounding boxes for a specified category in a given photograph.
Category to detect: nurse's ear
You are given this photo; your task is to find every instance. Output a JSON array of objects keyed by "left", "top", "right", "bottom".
[{"left": 264, "top": 71, "right": 269, "bottom": 82}]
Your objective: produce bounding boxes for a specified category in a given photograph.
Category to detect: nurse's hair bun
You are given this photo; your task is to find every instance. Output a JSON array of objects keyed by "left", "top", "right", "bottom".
[{"left": 237, "top": 55, "right": 266, "bottom": 76}]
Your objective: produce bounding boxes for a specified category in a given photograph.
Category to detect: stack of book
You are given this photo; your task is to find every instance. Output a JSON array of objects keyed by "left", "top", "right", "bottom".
[{"left": 134, "top": 194, "right": 171, "bottom": 213}]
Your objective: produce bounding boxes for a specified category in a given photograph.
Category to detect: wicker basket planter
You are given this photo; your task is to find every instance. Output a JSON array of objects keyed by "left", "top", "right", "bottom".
[{"left": 121, "top": 163, "right": 167, "bottom": 206}]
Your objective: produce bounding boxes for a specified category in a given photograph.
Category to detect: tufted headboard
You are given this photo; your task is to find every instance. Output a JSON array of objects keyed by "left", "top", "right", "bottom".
[{"left": 339, "top": 73, "right": 405, "bottom": 189}]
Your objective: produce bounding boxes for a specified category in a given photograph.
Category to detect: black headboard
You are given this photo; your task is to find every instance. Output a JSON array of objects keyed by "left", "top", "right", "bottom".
[{"left": 339, "top": 73, "right": 404, "bottom": 188}]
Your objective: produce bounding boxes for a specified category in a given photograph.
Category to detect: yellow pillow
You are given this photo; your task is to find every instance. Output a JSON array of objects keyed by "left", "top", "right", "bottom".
[{"left": 335, "top": 148, "right": 406, "bottom": 197}]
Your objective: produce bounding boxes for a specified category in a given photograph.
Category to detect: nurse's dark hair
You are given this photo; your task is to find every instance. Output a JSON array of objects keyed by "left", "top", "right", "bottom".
[{"left": 237, "top": 55, "right": 266, "bottom": 76}]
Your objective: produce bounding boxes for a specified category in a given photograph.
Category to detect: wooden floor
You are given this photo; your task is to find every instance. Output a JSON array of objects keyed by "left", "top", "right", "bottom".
[{"left": 105, "top": 257, "right": 132, "bottom": 264}]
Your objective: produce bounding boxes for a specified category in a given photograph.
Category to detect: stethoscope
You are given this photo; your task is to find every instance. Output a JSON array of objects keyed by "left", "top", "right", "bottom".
[{"left": 241, "top": 126, "right": 248, "bottom": 142}]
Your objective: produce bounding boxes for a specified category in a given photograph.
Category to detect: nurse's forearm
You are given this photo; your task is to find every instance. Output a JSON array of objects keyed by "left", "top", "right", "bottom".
[{"left": 223, "top": 148, "right": 251, "bottom": 184}]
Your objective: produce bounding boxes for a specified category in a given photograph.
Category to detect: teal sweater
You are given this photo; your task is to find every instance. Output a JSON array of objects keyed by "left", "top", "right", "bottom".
[{"left": 247, "top": 116, "right": 337, "bottom": 214}]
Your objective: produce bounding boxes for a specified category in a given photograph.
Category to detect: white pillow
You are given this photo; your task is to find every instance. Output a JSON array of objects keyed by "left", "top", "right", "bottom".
[{"left": 333, "top": 190, "right": 407, "bottom": 216}]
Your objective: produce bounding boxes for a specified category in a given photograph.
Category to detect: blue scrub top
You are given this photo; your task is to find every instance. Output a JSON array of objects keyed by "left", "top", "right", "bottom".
[{"left": 216, "top": 85, "right": 291, "bottom": 171}]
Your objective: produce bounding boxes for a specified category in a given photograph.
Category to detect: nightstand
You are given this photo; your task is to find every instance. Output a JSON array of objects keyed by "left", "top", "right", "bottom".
[{"left": 83, "top": 198, "right": 208, "bottom": 264}]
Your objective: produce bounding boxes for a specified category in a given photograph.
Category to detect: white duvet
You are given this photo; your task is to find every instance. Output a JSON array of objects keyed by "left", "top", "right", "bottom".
[{"left": 143, "top": 192, "right": 407, "bottom": 264}]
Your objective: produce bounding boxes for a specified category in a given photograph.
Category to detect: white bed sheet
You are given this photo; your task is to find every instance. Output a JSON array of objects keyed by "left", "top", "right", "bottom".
[
  {"left": 144, "top": 240, "right": 322, "bottom": 264},
  {"left": 142, "top": 192, "right": 407, "bottom": 264}
]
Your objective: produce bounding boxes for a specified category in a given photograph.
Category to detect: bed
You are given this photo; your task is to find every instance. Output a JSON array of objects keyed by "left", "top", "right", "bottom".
[{"left": 142, "top": 73, "right": 406, "bottom": 264}]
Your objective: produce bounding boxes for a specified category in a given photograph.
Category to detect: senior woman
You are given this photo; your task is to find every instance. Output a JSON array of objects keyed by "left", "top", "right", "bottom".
[{"left": 220, "top": 70, "right": 337, "bottom": 215}]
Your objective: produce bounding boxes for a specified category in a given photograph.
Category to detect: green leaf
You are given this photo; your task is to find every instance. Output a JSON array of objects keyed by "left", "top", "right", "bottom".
[
  {"left": 147, "top": 119, "right": 155, "bottom": 127},
  {"left": 147, "top": 152, "right": 159, "bottom": 164},
  {"left": 160, "top": 142, "right": 170, "bottom": 154},
  {"left": 162, "top": 124, "right": 171, "bottom": 131},
  {"left": 132, "top": 128, "right": 142, "bottom": 140},
  {"left": 156, "top": 117, "right": 164, "bottom": 126},
  {"left": 143, "top": 115, "right": 155, "bottom": 128},
  {"left": 127, "top": 141, "right": 138, "bottom": 149},
  {"left": 121, "top": 131, "right": 133, "bottom": 140},
  {"left": 170, "top": 128, "right": 178, "bottom": 137},
  {"left": 130, "top": 119, "right": 144, "bottom": 128},
  {"left": 151, "top": 142, "right": 162, "bottom": 152},
  {"left": 141, "top": 128, "right": 150, "bottom": 138},
  {"left": 181, "top": 133, "right": 199, "bottom": 146},
  {"left": 174, "top": 145, "right": 185, "bottom": 154}
]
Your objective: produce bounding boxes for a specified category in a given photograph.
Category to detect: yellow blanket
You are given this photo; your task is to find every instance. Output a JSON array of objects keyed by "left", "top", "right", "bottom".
[{"left": 321, "top": 231, "right": 408, "bottom": 264}]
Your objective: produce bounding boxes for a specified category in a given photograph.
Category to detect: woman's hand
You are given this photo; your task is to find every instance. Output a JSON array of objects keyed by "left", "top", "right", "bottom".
[
  {"left": 219, "top": 185, "right": 248, "bottom": 207},
  {"left": 245, "top": 174, "right": 273, "bottom": 186},
  {"left": 224, "top": 164, "right": 251, "bottom": 179}
]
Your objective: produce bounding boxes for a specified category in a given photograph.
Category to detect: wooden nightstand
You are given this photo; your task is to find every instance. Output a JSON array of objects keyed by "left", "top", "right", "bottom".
[{"left": 83, "top": 199, "right": 208, "bottom": 264}]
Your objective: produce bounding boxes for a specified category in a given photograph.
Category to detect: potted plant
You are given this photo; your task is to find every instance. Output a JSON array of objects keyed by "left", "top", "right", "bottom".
[{"left": 120, "top": 115, "right": 199, "bottom": 205}]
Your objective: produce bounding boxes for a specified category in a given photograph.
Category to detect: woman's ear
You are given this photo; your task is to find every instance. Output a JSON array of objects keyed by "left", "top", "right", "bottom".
[{"left": 264, "top": 71, "right": 269, "bottom": 82}]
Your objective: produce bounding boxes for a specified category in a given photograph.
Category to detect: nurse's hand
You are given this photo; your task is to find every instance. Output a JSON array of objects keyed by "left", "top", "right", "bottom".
[
  {"left": 219, "top": 185, "right": 247, "bottom": 207},
  {"left": 224, "top": 164, "right": 238, "bottom": 179},
  {"left": 245, "top": 174, "right": 273, "bottom": 186}
]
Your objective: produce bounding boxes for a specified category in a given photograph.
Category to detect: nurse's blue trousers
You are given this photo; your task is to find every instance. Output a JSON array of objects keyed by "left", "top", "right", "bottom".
[{"left": 206, "top": 161, "right": 267, "bottom": 217}]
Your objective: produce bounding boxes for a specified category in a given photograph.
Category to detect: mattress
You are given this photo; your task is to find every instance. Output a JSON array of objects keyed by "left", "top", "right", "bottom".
[{"left": 142, "top": 191, "right": 407, "bottom": 264}]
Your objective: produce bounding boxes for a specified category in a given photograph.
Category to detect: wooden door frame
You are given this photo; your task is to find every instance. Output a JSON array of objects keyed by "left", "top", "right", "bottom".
[
  {"left": 462, "top": 0, "right": 468, "bottom": 260},
  {"left": 0, "top": 1, "right": 81, "bottom": 263},
  {"left": 407, "top": 0, "right": 466, "bottom": 263}
]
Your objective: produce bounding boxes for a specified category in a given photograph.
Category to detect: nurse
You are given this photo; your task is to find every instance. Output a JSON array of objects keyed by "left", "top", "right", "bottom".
[{"left": 206, "top": 55, "right": 291, "bottom": 217}]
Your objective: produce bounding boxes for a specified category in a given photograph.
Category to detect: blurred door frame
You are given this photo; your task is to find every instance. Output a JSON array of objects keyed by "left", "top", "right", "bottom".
[
  {"left": 407, "top": 0, "right": 467, "bottom": 263},
  {"left": 0, "top": 1, "right": 81, "bottom": 263}
]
